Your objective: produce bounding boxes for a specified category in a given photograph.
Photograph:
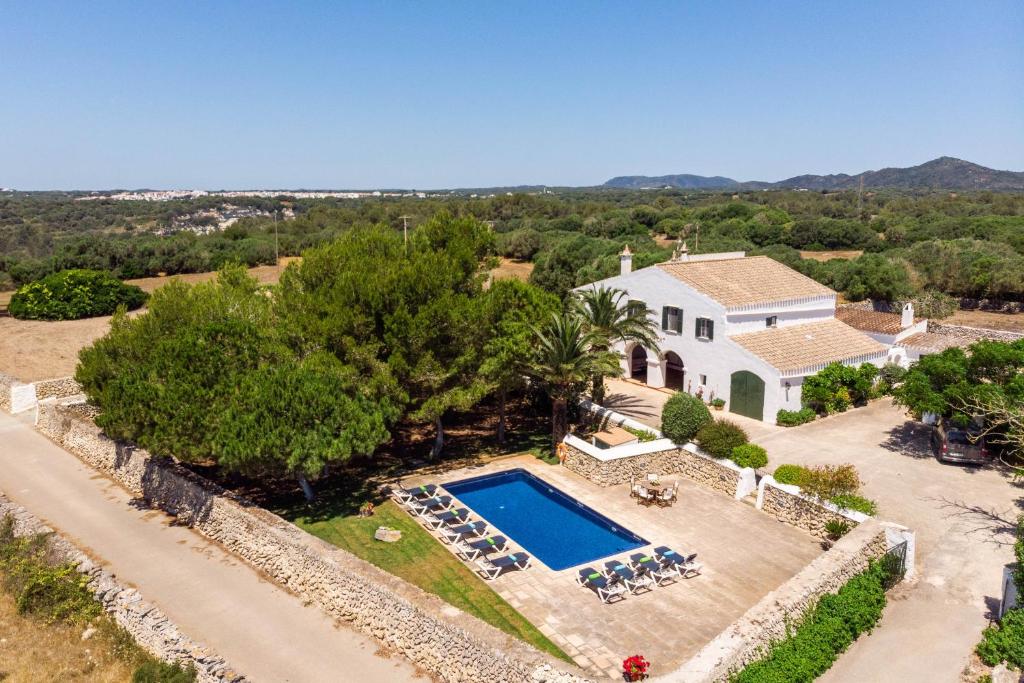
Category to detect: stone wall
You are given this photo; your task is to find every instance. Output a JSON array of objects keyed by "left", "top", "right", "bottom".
[
  {"left": 562, "top": 439, "right": 747, "bottom": 498},
  {"left": 927, "top": 321, "right": 1024, "bottom": 343},
  {"left": 660, "top": 518, "right": 891, "bottom": 682},
  {"left": 0, "top": 372, "right": 15, "bottom": 413},
  {"left": 33, "top": 375, "right": 83, "bottom": 400},
  {"left": 35, "top": 401, "right": 589, "bottom": 683},
  {"left": 0, "top": 491, "right": 243, "bottom": 682},
  {"left": 756, "top": 477, "right": 867, "bottom": 540}
]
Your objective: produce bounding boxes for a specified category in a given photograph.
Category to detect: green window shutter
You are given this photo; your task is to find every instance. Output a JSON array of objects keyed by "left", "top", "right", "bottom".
[
  {"left": 674, "top": 309, "right": 683, "bottom": 334},
  {"left": 662, "top": 307, "right": 669, "bottom": 330},
  {"left": 708, "top": 319, "right": 714, "bottom": 340},
  {"left": 695, "top": 318, "right": 701, "bottom": 337}
]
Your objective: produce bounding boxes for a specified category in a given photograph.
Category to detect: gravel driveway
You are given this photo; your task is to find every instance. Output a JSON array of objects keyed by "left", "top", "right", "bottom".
[{"left": 758, "top": 399, "right": 1022, "bottom": 682}]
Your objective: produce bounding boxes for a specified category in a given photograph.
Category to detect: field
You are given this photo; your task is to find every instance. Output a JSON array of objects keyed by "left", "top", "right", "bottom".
[
  {"left": 944, "top": 309, "right": 1024, "bottom": 333},
  {"left": 490, "top": 257, "right": 534, "bottom": 282},
  {"left": 798, "top": 249, "right": 864, "bottom": 261},
  {"left": 0, "top": 259, "right": 298, "bottom": 382}
]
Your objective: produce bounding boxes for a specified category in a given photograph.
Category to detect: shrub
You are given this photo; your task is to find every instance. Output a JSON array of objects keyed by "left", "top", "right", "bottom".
[
  {"left": 802, "top": 362, "right": 878, "bottom": 414},
  {"left": 830, "top": 494, "right": 878, "bottom": 516},
  {"left": 661, "top": 392, "right": 712, "bottom": 444},
  {"left": 773, "top": 464, "right": 809, "bottom": 486},
  {"left": 710, "top": 397, "right": 726, "bottom": 408},
  {"left": 0, "top": 517, "right": 101, "bottom": 624},
  {"left": 695, "top": 419, "right": 748, "bottom": 459},
  {"left": 8, "top": 269, "right": 147, "bottom": 320},
  {"left": 800, "top": 463, "right": 862, "bottom": 501},
  {"left": 976, "top": 608, "right": 1024, "bottom": 668},
  {"left": 732, "top": 561, "right": 889, "bottom": 682},
  {"left": 731, "top": 443, "right": 768, "bottom": 469},
  {"left": 623, "top": 425, "right": 658, "bottom": 443},
  {"left": 876, "top": 364, "right": 908, "bottom": 395},
  {"left": 777, "top": 407, "right": 816, "bottom": 426},
  {"left": 132, "top": 660, "right": 197, "bottom": 683},
  {"left": 824, "top": 519, "right": 851, "bottom": 540}
]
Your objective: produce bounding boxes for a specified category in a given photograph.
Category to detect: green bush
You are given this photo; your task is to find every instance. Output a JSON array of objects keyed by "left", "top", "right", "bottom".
[
  {"left": 830, "top": 494, "right": 878, "bottom": 516},
  {"left": 695, "top": 419, "right": 749, "bottom": 459},
  {"left": 732, "top": 561, "right": 890, "bottom": 682},
  {"left": 802, "top": 362, "right": 879, "bottom": 414},
  {"left": 8, "top": 269, "right": 147, "bottom": 320},
  {"left": 0, "top": 517, "right": 101, "bottom": 624},
  {"left": 976, "top": 608, "right": 1024, "bottom": 668},
  {"left": 661, "top": 392, "right": 712, "bottom": 444},
  {"left": 623, "top": 425, "right": 658, "bottom": 443},
  {"left": 731, "top": 443, "right": 768, "bottom": 469},
  {"left": 776, "top": 407, "right": 816, "bottom": 426},
  {"left": 773, "top": 464, "right": 809, "bottom": 486},
  {"left": 800, "top": 464, "right": 862, "bottom": 501},
  {"left": 132, "top": 660, "right": 197, "bottom": 683}
]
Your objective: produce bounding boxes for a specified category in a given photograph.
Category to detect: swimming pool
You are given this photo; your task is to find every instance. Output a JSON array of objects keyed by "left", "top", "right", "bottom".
[{"left": 442, "top": 469, "right": 646, "bottom": 571}]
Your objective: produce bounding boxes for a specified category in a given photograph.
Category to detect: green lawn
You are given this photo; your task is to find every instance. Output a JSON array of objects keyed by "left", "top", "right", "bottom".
[{"left": 289, "top": 499, "right": 572, "bottom": 663}]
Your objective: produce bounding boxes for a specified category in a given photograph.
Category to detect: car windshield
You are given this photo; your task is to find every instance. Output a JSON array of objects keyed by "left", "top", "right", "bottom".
[{"left": 947, "top": 431, "right": 974, "bottom": 445}]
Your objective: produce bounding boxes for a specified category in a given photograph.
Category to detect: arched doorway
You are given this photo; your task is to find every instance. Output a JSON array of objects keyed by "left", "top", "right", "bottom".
[
  {"left": 664, "top": 352, "right": 685, "bottom": 390},
  {"left": 630, "top": 346, "right": 648, "bottom": 382},
  {"left": 729, "top": 370, "right": 765, "bottom": 421}
]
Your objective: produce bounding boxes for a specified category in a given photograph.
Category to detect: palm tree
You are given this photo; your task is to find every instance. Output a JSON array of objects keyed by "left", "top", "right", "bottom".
[
  {"left": 524, "top": 312, "right": 622, "bottom": 452},
  {"left": 574, "top": 286, "right": 659, "bottom": 404}
]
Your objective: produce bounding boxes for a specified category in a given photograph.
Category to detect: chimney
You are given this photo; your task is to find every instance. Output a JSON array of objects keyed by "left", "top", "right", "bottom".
[
  {"left": 901, "top": 302, "right": 914, "bottom": 329},
  {"left": 620, "top": 244, "right": 632, "bottom": 276}
]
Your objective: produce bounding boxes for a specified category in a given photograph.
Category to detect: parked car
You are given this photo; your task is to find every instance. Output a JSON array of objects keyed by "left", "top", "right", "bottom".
[{"left": 930, "top": 421, "right": 992, "bottom": 465}]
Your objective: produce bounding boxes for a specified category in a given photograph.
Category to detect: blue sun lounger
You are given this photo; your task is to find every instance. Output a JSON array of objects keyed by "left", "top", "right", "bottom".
[
  {"left": 603, "top": 560, "right": 654, "bottom": 593},
  {"left": 476, "top": 552, "right": 531, "bottom": 580},
  {"left": 576, "top": 567, "right": 627, "bottom": 603},
  {"left": 455, "top": 535, "right": 508, "bottom": 560}
]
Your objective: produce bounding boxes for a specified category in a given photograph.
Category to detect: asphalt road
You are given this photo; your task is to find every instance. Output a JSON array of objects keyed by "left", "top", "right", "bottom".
[{"left": 0, "top": 412, "right": 422, "bottom": 683}]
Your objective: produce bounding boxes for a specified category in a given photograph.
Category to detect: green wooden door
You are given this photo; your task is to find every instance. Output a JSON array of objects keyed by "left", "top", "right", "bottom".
[{"left": 729, "top": 370, "right": 765, "bottom": 421}]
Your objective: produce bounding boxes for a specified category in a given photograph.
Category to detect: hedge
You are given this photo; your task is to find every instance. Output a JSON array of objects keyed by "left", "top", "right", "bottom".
[
  {"left": 695, "top": 419, "right": 748, "bottom": 459},
  {"left": 731, "top": 443, "right": 768, "bottom": 469},
  {"left": 772, "top": 464, "right": 808, "bottom": 486},
  {"left": 776, "top": 407, "right": 816, "bottom": 427},
  {"left": 976, "top": 515, "right": 1024, "bottom": 668},
  {"left": 771, "top": 464, "right": 879, "bottom": 516},
  {"left": 8, "top": 269, "right": 148, "bottom": 320},
  {"left": 661, "top": 392, "right": 712, "bottom": 444},
  {"left": 731, "top": 561, "right": 890, "bottom": 682},
  {"left": 830, "top": 494, "right": 879, "bottom": 516}
]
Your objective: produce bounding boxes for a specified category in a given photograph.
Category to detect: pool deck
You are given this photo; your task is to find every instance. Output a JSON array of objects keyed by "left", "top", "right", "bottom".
[{"left": 402, "top": 455, "right": 822, "bottom": 679}]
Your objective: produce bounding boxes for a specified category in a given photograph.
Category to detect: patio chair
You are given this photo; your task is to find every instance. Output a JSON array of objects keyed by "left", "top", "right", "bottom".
[
  {"left": 636, "top": 486, "right": 655, "bottom": 506},
  {"left": 657, "top": 483, "right": 678, "bottom": 507},
  {"left": 438, "top": 521, "right": 488, "bottom": 544},
  {"left": 628, "top": 553, "right": 677, "bottom": 586},
  {"left": 576, "top": 568, "right": 627, "bottom": 603},
  {"left": 629, "top": 477, "right": 643, "bottom": 499},
  {"left": 455, "top": 535, "right": 508, "bottom": 561},
  {"left": 476, "top": 552, "right": 532, "bottom": 580},
  {"left": 419, "top": 495, "right": 455, "bottom": 511},
  {"left": 654, "top": 547, "right": 702, "bottom": 578},
  {"left": 431, "top": 507, "right": 470, "bottom": 527},
  {"left": 603, "top": 560, "right": 654, "bottom": 594},
  {"left": 393, "top": 483, "right": 438, "bottom": 504}
]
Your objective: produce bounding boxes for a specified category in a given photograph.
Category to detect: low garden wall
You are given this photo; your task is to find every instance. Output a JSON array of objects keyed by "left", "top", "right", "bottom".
[
  {"left": 927, "top": 321, "right": 1024, "bottom": 343},
  {"left": 661, "top": 518, "right": 898, "bottom": 682},
  {"left": 562, "top": 435, "right": 755, "bottom": 500},
  {"left": 0, "top": 491, "right": 243, "bottom": 682},
  {"left": 0, "top": 372, "right": 15, "bottom": 412},
  {"left": 35, "top": 400, "right": 589, "bottom": 683},
  {"left": 33, "top": 375, "right": 83, "bottom": 400},
  {"left": 755, "top": 476, "right": 869, "bottom": 540},
  {"left": 3, "top": 375, "right": 83, "bottom": 414}
]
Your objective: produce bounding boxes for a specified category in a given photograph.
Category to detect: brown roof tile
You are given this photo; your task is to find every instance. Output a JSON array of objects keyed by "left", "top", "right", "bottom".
[
  {"left": 899, "top": 332, "right": 967, "bottom": 353},
  {"left": 836, "top": 307, "right": 916, "bottom": 334},
  {"left": 657, "top": 256, "right": 834, "bottom": 309},
  {"left": 730, "top": 319, "right": 887, "bottom": 375}
]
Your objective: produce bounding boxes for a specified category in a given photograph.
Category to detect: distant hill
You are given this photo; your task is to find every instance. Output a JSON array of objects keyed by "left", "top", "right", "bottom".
[
  {"left": 604, "top": 157, "right": 1024, "bottom": 191},
  {"left": 603, "top": 174, "right": 742, "bottom": 190}
]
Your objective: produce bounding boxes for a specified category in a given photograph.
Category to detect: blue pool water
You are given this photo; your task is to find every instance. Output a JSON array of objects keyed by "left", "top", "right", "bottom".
[{"left": 442, "top": 469, "right": 646, "bottom": 571}]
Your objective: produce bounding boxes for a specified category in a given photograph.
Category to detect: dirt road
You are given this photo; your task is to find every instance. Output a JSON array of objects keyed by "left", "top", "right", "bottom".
[{"left": 0, "top": 412, "right": 421, "bottom": 683}]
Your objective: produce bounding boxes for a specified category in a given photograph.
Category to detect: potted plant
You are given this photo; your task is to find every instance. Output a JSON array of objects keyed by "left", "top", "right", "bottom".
[
  {"left": 710, "top": 398, "right": 725, "bottom": 411},
  {"left": 622, "top": 654, "right": 650, "bottom": 681}
]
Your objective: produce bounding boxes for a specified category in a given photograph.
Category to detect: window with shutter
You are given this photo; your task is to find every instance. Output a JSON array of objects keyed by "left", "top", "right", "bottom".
[
  {"left": 662, "top": 306, "right": 682, "bottom": 333},
  {"left": 696, "top": 317, "right": 714, "bottom": 340}
]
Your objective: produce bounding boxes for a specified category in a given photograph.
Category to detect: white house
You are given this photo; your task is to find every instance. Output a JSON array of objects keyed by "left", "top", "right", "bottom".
[{"left": 578, "top": 246, "right": 892, "bottom": 424}]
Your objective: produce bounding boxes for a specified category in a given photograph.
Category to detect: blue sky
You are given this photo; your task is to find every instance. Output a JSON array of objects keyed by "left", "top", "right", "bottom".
[{"left": 1, "top": 1, "right": 1021, "bottom": 189}]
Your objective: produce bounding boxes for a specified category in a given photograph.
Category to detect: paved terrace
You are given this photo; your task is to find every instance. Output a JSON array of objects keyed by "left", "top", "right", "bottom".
[{"left": 404, "top": 455, "right": 821, "bottom": 679}]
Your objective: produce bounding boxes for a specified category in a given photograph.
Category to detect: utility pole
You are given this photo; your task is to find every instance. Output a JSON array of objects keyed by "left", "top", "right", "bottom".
[{"left": 398, "top": 214, "right": 412, "bottom": 248}]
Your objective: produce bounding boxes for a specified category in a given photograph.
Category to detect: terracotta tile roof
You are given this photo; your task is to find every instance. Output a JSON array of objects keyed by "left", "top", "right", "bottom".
[
  {"left": 835, "top": 307, "right": 920, "bottom": 334},
  {"left": 730, "top": 319, "right": 887, "bottom": 375},
  {"left": 657, "top": 256, "right": 834, "bottom": 309},
  {"left": 899, "top": 332, "right": 967, "bottom": 353}
]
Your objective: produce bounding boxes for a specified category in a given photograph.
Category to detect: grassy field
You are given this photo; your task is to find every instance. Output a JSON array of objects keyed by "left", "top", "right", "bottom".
[{"left": 286, "top": 498, "right": 571, "bottom": 662}]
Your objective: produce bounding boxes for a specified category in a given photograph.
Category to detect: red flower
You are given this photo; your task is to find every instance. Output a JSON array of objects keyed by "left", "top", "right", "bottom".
[{"left": 622, "top": 654, "right": 650, "bottom": 675}]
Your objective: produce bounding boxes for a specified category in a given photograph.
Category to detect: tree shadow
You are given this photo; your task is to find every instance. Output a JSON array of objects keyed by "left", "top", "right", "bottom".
[
  {"left": 879, "top": 421, "right": 935, "bottom": 460},
  {"left": 931, "top": 496, "right": 1019, "bottom": 546},
  {"left": 603, "top": 392, "right": 660, "bottom": 420}
]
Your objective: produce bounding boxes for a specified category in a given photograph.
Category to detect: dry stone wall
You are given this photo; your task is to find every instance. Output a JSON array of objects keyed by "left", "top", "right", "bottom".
[
  {"left": 35, "top": 401, "right": 589, "bottom": 683},
  {"left": 33, "top": 375, "right": 83, "bottom": 400},
  {"left": 661, "top": 519, "right": 890, "bottom": 682},
  {"left": 927, "top": 321, "right": 1024, "bottom": 343},
  {"left": 562, "top": 441, "right": 744, "bottom": 497},
  {"left": 757, "top": 478, "right": 866, "bottom": 540},
  {"left": 0, "top": 492, "right": 243, "bottom": 682},
  {"left": 0, "top": 372, "right": 15, "bottom": 412}
]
